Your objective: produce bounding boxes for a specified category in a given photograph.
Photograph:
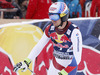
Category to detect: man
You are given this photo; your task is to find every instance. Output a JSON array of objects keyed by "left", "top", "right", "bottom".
[
  {"left": 79, "top": 0, "right": 86, "bottom": 17},
  {"left": 90, "top": 0, "right": 100, "bottom": 17},
  {"left": 13, "top": 2, "right": 82, "bottom": 75},
  {"left": 18, "top": 0, "right": 29, "bottom": 18},
  {"left": 85, "top": 0, "right": 92, "bottom": 17},
  {"left": 0, "top": 0, "right": 22, "bottom": 19},
  {"left": 25, "top": 0, "right": 52, "bottom": 19}
]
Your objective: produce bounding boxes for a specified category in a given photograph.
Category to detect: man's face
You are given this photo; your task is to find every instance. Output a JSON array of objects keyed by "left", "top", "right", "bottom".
[
  {"left": 51, "top": 19, "right": 61, "bottom": 27},
  {"left": 49, "top": 13, "right": 61, "bottom": 27}
]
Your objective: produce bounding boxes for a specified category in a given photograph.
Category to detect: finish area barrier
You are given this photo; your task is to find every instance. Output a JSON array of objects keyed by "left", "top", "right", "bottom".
[{"left": 0, "top": 18, "right": 100, "bottom": 75}]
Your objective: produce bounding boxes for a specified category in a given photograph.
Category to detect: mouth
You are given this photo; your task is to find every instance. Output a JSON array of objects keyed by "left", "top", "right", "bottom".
[{"left": 52, "top": 21, "right": 56, "bottom": 25}]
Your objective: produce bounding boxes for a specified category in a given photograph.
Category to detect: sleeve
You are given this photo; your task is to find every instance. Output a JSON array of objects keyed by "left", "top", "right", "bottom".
[
  {"left": 44, "top": 24, "right": 51, "bottom": 38},
  {"left": 27, "top": 32, "right": 50, "bottom": 61},
  {"left": 71, "top": 29, "right": 82, "bottom": 65},
  {"left": 25, "top": 0, "right": 38, "bottom": 19},
  {"left": 64, "top": 29, "right": 82, "bottom": 73}
]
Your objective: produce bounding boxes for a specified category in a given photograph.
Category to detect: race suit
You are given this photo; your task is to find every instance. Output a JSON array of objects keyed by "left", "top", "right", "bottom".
[{"left": 28, "top": 21, "right": 82, "bottom": 75}]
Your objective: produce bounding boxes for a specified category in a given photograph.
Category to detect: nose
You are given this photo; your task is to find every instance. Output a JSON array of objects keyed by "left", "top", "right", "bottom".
[{"left": 52, "top": 20, "right": 57, "bottom": 22}]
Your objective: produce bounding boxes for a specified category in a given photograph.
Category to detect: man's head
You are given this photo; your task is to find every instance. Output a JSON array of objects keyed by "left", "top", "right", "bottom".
[
  {"left": 49, "top": 2, "right": 69, "bottom": 22},
  {"left": 48, "top": 2, "right": 69, "bottom": 28}
]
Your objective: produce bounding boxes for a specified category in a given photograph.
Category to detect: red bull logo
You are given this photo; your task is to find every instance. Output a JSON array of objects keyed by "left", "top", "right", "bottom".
[
  {"left": 78, "top": 45, "right": 100, "bottom": 75},
  {"left": 53, "top": 43, "right": 69, "bottom": 48},
  {"left": 60, "top": 34, "right": 71, "bottom": 42},
  {"left": 50, "top": 32, "right": 70, "bottom": 48},
  {"left": 50, "top": 32, "right": 71, "bottom": 43},
  {"left": 33, "top": 41, "right": 100, "bottom": 75},
  {"left": 50, "top": 32, "right": 58, "bottom": 40},
  {"left": 0, "top": 48, "right": 17, "bottom": 75}
]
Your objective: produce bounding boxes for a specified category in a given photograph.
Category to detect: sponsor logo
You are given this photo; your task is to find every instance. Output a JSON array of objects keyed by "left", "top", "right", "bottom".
[
  {"left": 66, "top": 29, "right": 71, "bottom": 35},
  {"left": 77, "top": 45, "right": 100, "bottom": 75},
  {"left": 49, "top": 7, "right": 57, "bottom": 11},
  {"left": 50, "top": 26, "right": 55, "bottom": 30},
  {"left": 0, "top": 48, "right": 17, "bottom": 75},
  {"left": 50, "top": 32, "right": 71, "bottom": 43},
  {"left": 53, "top": 42, "right": 69, "bottom": 48}
]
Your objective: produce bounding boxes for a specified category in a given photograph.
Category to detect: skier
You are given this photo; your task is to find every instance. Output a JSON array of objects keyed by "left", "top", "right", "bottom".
[
  {"left": 25, "top": 0, "right": 52, "bottom": 19},
  {"left": 13, "top": 2, "right": 82, "bottom": 75},
  {"left": 85, "top": 0, "right": 92, "bottom": 17}
]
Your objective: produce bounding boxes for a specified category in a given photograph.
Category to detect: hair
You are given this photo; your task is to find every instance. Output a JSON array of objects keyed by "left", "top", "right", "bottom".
[
  {"left": 6, "top": 0, "right": 11, "bottom": 2},
  {"left": 18, "top": 0, "right": 26, "bottom": 5},
  {"left": 51, "top": 0, "right": 57, "bottom": 3}
]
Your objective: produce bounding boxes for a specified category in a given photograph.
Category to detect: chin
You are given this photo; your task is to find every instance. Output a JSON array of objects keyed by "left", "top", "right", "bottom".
[{"left": 53, "top": 24, "right": 57, "bottom": 27}]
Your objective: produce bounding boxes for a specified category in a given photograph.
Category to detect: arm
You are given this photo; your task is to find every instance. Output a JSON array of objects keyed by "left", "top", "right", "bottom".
[
  {"left": 27, "top": 24, "right": 51, "bottom": 61},
  {"left": 27, "top": 32, "right": 50, "bottom": 61},
  {"left": 71, "top": 29, "right": 82, "bottom": 65},
  {"left": 13, "top": 31, "right": 50, "bottom": 72},
  {"left": 13, "top": 24, "right": 51, "bottom": 72}
]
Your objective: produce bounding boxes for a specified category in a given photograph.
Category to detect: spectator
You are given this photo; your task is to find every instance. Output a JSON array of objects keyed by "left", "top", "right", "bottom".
[
  {"left": 0, "top": 0, "right": 15, "bottom": 9},
  {"left": 58, "top": 0, "right": 71, "bottom": 7},
  {"left": 57, "top": 0, "right": 82, "bottom": 18},
  {"left": 79, "top": 0, "right": 86, "bottom": 17},
  {"left": 69, "top": 0, "right": 82, "bottom": 18},
  {"left": 25, "top": 0, "right": 52, "bottom": 19},
  {"left": 18, "top": 0, "right": 29, "bottom": 18},
  {"left": 85, "top": 0, "right": 92, "bottom": 5},
  {"left": 90, "top": 0, "right": 100, "bottom": 17},
  {"left": 75, "top": 3, "right": 82, "bottom": 17},
  {"left": 85, "top": 0, "right": 92, "bottom": 17},
  {"left": 0, "top": 0, "right": 23, "bottom": 19}
]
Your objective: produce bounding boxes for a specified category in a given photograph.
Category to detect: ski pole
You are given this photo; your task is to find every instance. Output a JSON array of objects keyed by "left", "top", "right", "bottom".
[{"left": 27, "top": 67, "right": 36, "bottom": 75}]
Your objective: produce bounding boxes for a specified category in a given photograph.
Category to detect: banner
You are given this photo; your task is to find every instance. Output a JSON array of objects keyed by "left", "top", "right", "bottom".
[
  {"left": 0, "top": 18, "right": 100, "bottom": 75},
  {"left": 0, "top": 23, "right": 43, "bottom": 75},
  {"left": 0, "top": 48, "right": 17, "bottom": 75},
  {"left": 30, "top": 18, "right": 100, "bottom": 75}
]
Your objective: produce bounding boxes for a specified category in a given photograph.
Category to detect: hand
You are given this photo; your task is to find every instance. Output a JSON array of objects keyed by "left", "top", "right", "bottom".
[
  {"left": 13, "top": 61, "right": 27, "bottom": 72},
  {"left": 58, "top": 69, "right": 68, "bottom": 75},
  {"left": 13, "top": 58, "right": 31, "bottom": 72}
]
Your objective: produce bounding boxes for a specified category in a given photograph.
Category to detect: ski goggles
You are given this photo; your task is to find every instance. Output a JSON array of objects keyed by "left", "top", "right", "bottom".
[{"left": 48, "top": 13, "right": 60, "bottom": 21}]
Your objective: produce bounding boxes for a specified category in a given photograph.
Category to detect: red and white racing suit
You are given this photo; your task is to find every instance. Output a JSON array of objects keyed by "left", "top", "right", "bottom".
[{"left": 28, "top": 21, "right": 82, "bottom": 75}]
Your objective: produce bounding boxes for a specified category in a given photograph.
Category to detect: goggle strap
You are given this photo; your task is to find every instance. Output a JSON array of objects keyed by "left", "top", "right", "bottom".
[{"left": 48, "top": 13, "right": 60, "bottom": 15}]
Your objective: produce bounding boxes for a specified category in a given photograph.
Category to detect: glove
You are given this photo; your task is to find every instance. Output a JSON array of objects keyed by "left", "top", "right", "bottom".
[
  {"left": 58, "top": 69, "right": 68, "bottom": 75},
  {"left": 13, "top": 58, "right": 31, "bottom": 72}
]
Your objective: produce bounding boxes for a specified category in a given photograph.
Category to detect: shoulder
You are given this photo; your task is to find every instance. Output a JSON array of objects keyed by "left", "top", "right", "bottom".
[
  {"left": 45, "top": 24, "right": 52, "bottom": 32},
  {"left": 45, "top": 24, "right": 53, "bottom": 37},
  {"left": 68, "top": 22, "right": 79, "bottom": 30},
  {"left": 70, "top": 23, "right": 80, "bottom": 35}
]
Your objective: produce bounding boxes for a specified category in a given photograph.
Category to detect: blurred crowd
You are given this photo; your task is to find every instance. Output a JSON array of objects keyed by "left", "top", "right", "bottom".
[{"left": 0, "top": 0, "right": 100, "bottom": 19}]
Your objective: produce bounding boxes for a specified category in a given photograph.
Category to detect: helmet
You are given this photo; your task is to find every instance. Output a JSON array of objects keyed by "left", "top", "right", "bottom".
[{"left": 49, "top": 2, "right": 69, "bottom": 22}]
